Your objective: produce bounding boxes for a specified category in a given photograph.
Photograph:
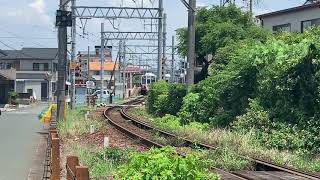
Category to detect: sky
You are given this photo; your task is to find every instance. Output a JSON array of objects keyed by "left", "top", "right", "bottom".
[{"left": 0, "top": 0, "right": 307, "bottom": 52}]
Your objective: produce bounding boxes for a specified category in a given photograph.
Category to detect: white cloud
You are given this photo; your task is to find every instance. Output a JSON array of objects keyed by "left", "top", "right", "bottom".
[{"left": 29, "top": 0, "right": 46, "bottom": 14}]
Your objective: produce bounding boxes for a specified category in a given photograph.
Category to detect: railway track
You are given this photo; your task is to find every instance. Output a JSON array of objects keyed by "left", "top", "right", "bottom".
[{"left": 103, "top": 97, "right": 320, "bottom": 180}]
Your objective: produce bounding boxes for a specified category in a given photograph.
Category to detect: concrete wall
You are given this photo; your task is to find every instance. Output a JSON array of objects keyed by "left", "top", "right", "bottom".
[
  {"left": 19, "top": 81, "right": 48, "bottom": 100},
  {"left": 19, "top": 60, "right": 53, "bottom": 70},
  {"left": 261, "top": 7, "right": 320, "bottom": 32}
]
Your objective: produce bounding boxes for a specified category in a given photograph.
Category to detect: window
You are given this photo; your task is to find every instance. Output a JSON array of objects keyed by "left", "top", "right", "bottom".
[
  {"left": 93, "top": 71, "right": 100, "bottom": 75},
  {"left": 273, "top": 23, "right": 291, "bottom": 32},
  {"left": 0, "top": 62, "right": 12, "bottom": 69},
  {"left": 301, "top": 18, "right": 320, "bottom": 32},
  {"left": 33, "top": 63, "right": 51, "bottom": 71},
  {"left": 53, "top": 63, "right": 58, "bottom": 72},
  {"left": 33, "top": 63, "right": 40, "bottom": 71},
  {"left": 27, "top": 89, "right": 33, "bottom": 96},
  {"left": 44, "top": 63, "right": 49, "bottom": 71},
  {"left": 52, "top": 82, "right": 56, "bottom": 93}
]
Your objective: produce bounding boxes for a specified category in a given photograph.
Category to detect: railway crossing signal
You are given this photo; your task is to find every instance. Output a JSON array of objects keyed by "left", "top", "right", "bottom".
[{"left": 56, "top": 10, "right": 72, "bottom": 27}]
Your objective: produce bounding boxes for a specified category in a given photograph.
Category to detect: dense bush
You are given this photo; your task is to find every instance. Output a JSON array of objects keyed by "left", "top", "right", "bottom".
[
  {"left": 146, "top": 81, "right": 187, "bottom": 116},
  {"left": 116, "top": 147, "right": 219, "bottom": 180},
  {"left": 175, "top": 27, "right": 320, "bottom": 153}
]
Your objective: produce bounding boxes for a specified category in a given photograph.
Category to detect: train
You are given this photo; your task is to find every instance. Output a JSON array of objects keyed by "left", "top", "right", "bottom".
[{"left": 140, "top": 73, "right": 156, "bottom": 95}]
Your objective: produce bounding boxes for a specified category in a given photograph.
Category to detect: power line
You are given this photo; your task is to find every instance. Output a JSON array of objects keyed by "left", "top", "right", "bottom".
[
  {"left": 0, "top": 40, "right": 53, "bottom": 60},
  {"left": 0, "top": 26, "right": 48, "bottom": 48},
  {"left": 0, "top": 37, "right": 56, "bottom": 40}
]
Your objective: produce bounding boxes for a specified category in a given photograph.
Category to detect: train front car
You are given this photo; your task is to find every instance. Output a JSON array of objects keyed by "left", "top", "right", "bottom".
[{"left": 140, "top": 72, "right": 157, "bottom": 95}]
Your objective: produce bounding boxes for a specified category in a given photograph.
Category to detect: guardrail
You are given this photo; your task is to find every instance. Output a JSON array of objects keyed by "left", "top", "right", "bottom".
[
  {"left": 66, "top": 156, "right": 89, "bottom": 180},
  {"left": 48, "top": 129, "right": 90, "bottom": 180},
  {"left": 49, "top": 129, "right": 60, "bottom": 180},
  {"left": 44, "top": 108, "right": 90, "bottom": 180}
]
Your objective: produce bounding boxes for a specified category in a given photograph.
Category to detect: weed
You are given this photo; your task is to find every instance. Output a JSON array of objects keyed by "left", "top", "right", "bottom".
[
  {"left": 129, "top": 106, "right": 320, "bottom": 172},
  {"left": 57, "top": 106, "right": 103, "bottom": 138}
]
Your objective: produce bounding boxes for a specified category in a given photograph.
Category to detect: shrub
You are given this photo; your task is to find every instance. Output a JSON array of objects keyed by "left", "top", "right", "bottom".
[
  {"left": 146, "top": 81, "right": 187, "bottom": 116},
  {"left": 116, "top": 147, "right": 219, "bottom": 180},
  {"left": 76, "top": 146, "right": 132, "bottom": 179}
]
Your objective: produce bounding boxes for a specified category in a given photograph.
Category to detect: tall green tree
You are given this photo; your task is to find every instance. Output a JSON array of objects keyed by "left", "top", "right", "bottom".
[{"left": 176, "top": 5, "right": 270, "bottom": 83}]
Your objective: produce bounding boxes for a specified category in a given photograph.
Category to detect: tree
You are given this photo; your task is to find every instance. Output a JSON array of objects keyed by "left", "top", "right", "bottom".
[{"left": 176, "top": 5, "right": 270, "bottom": 83}]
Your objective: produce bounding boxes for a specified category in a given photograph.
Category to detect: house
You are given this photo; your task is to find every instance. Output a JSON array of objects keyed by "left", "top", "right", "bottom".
[
  {"left": 76, "top": 46, "right": 119, "bottom": 90},
  {"left": 0, "top": 48, "right": 58, "bottom": 102},
  {"left": 0, "top": 69, "right": 15, "bottom": 104},
  {"left": 256, "top": 2, "right": 320, "bottom": 33}
]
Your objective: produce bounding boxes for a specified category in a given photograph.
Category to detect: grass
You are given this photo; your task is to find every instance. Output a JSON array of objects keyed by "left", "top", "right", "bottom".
[
  {"left": 70, "top": 143, "right": 133, "bottom": 179},
  {"left": 128, "top": 106, "right": 154, "bottom": 120},
  {"left": 57, "top": 106, "right": 104, "bottom": 138},
  {"left": 129, "top": 106, "right": 320, "bottom": 172}
]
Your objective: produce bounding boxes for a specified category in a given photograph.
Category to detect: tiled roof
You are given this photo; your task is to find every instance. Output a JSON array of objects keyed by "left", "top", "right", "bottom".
[
  {"left": 124, "top": 66, "right": 141, "bottom": 73},
  {"left": 89, "top": 61, "right": 118, "bottom": 71},
  {"left": 256, "top": 3, "right": 320, "bottom": 18},
  {"left": 0, "top": 48, "right": 58, "bottom": 60}
]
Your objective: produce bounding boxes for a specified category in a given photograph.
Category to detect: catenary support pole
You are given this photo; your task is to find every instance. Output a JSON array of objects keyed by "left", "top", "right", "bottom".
[
  {"left": 57, "top": 0, "right": 68, "bottom": 121},
  {"left": 87, "top": 46, "right": 90, "bottom": 80},
  {"left": 100, "top": 23, "right": 105, "bottom": 103},
  {"left": 70, "top": 0, "right": 77, "bottom": 109},
  {"left": 171, "top": 36, "right": 175, "bottom": 82},
  {"left": 162, "top": 13, "right": 167, "bottom": 80},
  {"left": 186, "top": 0, "right": 196, "bottom": 86},
  {"left": 157, "top": 0, "right": 163, "bottom": 80}
]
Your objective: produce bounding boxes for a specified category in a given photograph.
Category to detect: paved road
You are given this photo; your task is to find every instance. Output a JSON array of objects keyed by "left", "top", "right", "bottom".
[{"left": 0, "top": 103, "right": 47, "bottom": 180}]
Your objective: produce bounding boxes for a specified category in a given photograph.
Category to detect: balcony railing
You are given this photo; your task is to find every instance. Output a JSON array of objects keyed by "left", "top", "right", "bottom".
[{"left": 16, "top": 68, "right": 54, "bottom": 71}]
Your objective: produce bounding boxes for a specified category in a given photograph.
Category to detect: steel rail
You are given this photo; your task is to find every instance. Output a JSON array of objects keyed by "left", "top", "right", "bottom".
[
  {"left": 103, "top": 98, "right": 247, "bottom": 180},
  {"left": 120, "top": 99, "right": 320, "bottom": 180}
]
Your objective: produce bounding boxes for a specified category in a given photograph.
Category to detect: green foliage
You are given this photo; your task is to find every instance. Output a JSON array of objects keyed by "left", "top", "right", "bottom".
[
  {"left": 176, "top": 27, "right": 320, "bottom": 153},
  {"left": 57, "top": 107, "right": 103, "bottom": 137},
  {"left": 116, "top": 147, "right": 219, "bottom": 180},
  {"left": 206, "top": 147, "right": 254, "bottom": 171},
  {"left": 8, "top": 91, "right": 18, "bottom": 105},
  {"left": 129, "top": 107, "right": 320, "bottom": 172},
  {"left": 176, "top": 5, "right": 270, "bottom": 58},
  {"left": 233, "top": 100, "right": 310, "bottom": 151},
  {"left": 146, "top": 81, "right": 187, "bottom": 116},
  {"left": 76, "top": 146, "right": 131, "bottom": 179},
  {"left": 178, "top": 93, "right": 201, "bottom": 124}
]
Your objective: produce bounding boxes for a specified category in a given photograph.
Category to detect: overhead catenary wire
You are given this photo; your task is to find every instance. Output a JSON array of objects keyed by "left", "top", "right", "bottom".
[{"left": 0, "top": 40, "right": 58, "bottom": 60}]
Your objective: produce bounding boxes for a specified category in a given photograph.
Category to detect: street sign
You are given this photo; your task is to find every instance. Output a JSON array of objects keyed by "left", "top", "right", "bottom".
[
  {"left": 70, "top": 62, "right": 77, "bottom": 69},
  {"left": 86, "top": 81, "right": 95, "bottom": 89}
]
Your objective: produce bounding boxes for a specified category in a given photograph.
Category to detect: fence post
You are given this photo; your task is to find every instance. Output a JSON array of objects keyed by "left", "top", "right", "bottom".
[
  {"left": 51, "top": 137, "right": 60, "bottom": 180},
  {"left": 66, "top": 156, "right": 79, "bottom": 180},
  {"left": 76, "top": 166, "right": 90, "bottom": 180}
]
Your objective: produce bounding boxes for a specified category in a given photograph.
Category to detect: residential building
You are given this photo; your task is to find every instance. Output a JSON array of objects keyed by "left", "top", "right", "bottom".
[
  {"left": 0, "top": 48, "right": 58, "bottom": 102},
  {"left": 256, "top": 2, "right": 320, "bottom": 33},
  {"left": 76, "top": 46, "right": 119, "bottom": 90},
  {"left": 0, "top": 69, "right": 15, "bottom": 104}
]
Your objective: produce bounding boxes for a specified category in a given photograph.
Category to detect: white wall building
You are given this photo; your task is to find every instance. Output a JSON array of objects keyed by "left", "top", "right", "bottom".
[
  {"left": 0, "top": 48, "right": 58, "bottom": 101},
  {"left": 256, "top": 2, "right": 320, "bottom": 33}
]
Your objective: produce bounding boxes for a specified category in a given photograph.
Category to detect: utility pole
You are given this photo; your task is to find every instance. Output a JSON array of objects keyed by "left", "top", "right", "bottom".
[
  {"left": 70, "top": 0, "right": 76, "bottom": 109},
  {"left": 87, "top": 46, "right": 90, "bottom": 80},
  {"left": 122, "top": 41, "right": 126, "bottom": 99},
  {"left": 162, "top": 13, "right": 167, "bottom": 80},
  {"left": 157, "top": 0, "right": 163, "bottom": 80},
  {"left": 171, "top": 36, "right": 175, "bottom": 82},
  {"left": 186, "top": 0, "right": 196, "bottom": 86},
  {"left": 100, "top": 23, "right": 105, "bottom": 103},
  {"left": 56, "top": 0, "right": 69, "bottom": 121},
  {"left": 119, "top": 40, "right": 123, "bottom": 99}
]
